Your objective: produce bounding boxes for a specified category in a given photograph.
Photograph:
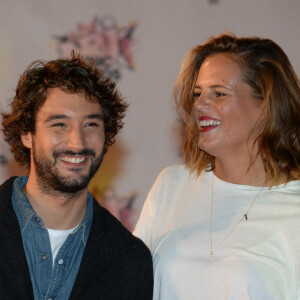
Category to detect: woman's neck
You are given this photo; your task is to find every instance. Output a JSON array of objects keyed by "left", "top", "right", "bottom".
[{"left": 214, "top": 155, "right": 267, "bottom": 186}]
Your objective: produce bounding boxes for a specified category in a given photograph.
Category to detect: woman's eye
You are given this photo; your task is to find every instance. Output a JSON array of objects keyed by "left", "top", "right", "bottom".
[
  {"left": 193, "top": 92, "right": 201, "bottom": 99},
  {"left": 215, "top": 92, "right": 226, "bottom": 98}
]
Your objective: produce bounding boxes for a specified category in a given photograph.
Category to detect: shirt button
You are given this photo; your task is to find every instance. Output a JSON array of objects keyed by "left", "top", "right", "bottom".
[
  {"left": 34, "top": 217, "right": 40, "bottom": 223},
  {"left": 42, "top": 254, "right": 48, "bottom": 260},
  {"left": 58, "top": 259, "right": 64, "bottom": 265}
]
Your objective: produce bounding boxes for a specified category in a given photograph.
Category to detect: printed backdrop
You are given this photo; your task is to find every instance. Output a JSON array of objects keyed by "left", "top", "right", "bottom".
[{"left": 0, "top": 0, "right": 299, "bottom": 230}]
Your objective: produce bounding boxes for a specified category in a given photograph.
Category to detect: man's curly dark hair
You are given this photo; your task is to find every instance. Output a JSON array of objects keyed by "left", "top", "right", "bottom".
[{"left": 1, "top": 53, "right": 128, "bottom": 168}]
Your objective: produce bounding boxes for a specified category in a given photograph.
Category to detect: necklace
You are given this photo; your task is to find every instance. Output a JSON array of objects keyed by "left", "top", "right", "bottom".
[{"left": 209, "top": 173, "right": 263, "bottom": 257}]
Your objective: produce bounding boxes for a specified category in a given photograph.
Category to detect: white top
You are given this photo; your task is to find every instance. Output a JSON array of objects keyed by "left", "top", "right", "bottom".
[
  {"left": 47, "top": 226, "right": 78, "bottom": 264},
  {"left": 134, "top": 164, "right": 300, "bottom": 300}
]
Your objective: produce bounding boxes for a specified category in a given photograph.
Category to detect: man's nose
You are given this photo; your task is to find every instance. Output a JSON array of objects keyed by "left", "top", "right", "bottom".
[{"left": 66, "top": 126, "right": 86, "bottom": 151}]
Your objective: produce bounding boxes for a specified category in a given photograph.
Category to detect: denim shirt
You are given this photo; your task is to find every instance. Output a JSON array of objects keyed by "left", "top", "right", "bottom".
[{"left": 12, "top": 176, "right": 93, "bottom": 300}]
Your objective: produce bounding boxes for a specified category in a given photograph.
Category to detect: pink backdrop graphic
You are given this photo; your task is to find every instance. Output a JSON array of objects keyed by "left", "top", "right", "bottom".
[{"left": 55, "top": 16, "right": 136, "bottom": 81}]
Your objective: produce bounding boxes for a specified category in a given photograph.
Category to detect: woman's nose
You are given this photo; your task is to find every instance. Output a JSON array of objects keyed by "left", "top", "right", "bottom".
[{"left": 193, "top": 92, "right": 211, "bottom": 111}]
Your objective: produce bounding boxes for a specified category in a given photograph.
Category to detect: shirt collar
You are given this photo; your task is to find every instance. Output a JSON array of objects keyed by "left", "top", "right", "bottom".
[{"left": 12, "top": 176, "right": 93, "bottom": 234}]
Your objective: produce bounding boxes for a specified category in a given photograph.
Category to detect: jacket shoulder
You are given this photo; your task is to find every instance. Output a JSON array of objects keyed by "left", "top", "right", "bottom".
[
  {"left": 93, "top": 200, "right": 151, "bottom": 255},
  {"left": 0, "top": 177, "right": 17, "bottom": 197}
]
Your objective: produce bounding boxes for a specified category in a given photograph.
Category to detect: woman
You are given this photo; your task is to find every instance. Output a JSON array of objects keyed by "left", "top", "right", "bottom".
[{"left": 134, "top": 34, "right": 300, "bottom": 299}]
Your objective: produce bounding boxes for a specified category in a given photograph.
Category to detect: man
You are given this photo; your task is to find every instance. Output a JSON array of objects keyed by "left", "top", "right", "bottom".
[{"left": 0, "top": 54, "right": 153, "bottom": 299}]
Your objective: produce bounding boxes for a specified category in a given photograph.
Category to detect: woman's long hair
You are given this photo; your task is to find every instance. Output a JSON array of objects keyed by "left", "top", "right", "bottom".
[{"left": 174, "top": 34, "right": 300, "bottom": 185}]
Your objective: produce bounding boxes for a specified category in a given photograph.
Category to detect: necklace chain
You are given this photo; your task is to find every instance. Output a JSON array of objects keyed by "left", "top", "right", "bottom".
[{"left": 209, "top": 174, "right": 263, "bottom": 257}]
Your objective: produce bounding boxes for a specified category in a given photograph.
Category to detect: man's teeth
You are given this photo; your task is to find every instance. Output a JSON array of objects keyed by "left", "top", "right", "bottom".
[
  {"left": 59, "top": 156, "right": 85, "bottom": 163},
  {"left": 199, "top": 120, "right": 222, "bottom": 127}
]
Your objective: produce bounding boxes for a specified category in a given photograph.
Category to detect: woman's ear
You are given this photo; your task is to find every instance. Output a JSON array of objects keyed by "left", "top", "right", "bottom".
[{"left": 21, "top": 132, "right": 33, "bottom": 149}]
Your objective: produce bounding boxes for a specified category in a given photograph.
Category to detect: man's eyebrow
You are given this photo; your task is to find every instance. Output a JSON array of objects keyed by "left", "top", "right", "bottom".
[
  {"left": 45, "top": 115, "right": 68, "bottom": 122},
  {"left": 86, "top": 114, "right": 104, "bottom": 121},
  {"left": 44, "top": 114, "right": 104, "bottom": 123}
]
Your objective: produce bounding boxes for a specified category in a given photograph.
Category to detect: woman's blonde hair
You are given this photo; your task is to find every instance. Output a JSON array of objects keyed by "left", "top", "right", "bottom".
[{"left": 174, "top": 34, "right": 300, "bottom": 185}]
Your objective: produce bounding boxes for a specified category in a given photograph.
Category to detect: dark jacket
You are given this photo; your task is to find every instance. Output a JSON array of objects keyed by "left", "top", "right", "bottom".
[{"left": 0, "top": 177, "right": 153, "bottom": 299}]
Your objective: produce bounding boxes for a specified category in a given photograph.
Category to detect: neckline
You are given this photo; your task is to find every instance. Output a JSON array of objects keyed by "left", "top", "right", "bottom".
[{"left": 205, "top": 170, "right": 300, "bottom": 191}]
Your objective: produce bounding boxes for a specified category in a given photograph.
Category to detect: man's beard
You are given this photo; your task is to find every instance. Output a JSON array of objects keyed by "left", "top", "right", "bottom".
[{"left": 32, "top": 145, "right": 104, "bottom": 195}]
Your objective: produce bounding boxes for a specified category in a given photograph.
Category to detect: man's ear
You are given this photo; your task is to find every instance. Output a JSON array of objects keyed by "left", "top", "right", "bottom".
[{"left": 21, "top": 132, "right": 33, "bottom": 149}]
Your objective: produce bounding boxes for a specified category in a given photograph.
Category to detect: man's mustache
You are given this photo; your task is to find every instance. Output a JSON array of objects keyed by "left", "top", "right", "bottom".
[{"left": 53, "top": 149, "right": 96, "bottom": 158}]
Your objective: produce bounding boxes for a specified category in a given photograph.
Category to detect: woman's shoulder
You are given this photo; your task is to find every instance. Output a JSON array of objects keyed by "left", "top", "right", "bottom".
[
  {"left": 148, "top": 164, "right": 198, "bottom": 198},
  {"left": 155, "top": 164, "right": 191, "bottom": 184}
]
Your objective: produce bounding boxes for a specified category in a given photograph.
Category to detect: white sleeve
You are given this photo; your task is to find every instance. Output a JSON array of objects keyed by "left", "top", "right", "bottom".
[
  {"left": 133, "top": 187, "right": 155, "bottom": 254},
  {"left": 134, "top": 165, "right": 184, "bottom": 255}
]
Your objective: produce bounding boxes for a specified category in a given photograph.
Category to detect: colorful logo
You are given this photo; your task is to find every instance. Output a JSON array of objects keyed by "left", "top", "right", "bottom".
[{"left": 55, "top": 16, "right": 137, "bottom": 81}]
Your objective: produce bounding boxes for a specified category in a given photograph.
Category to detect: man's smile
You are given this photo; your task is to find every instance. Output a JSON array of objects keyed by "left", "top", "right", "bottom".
[{"left": 58, "top": 155, "right": 88, "bottom": 164}]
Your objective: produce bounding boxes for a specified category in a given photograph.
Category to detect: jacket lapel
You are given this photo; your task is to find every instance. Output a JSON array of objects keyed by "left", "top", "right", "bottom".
[{"left": 69, "top": 201, "right": 120, "bottom": 299}]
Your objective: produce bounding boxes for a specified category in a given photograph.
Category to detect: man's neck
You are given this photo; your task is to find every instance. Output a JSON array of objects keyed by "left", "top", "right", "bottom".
[{"left": 23, "top": 175, "right": 88, "bottom": 230}]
